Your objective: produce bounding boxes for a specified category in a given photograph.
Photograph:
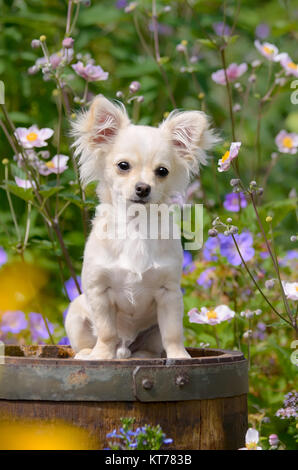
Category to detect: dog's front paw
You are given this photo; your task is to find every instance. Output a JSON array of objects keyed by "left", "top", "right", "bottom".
[
  {"left": 166, "top": 347, "right": 191, "bottom": 359},
  {"left": 74, "top": 348, "right": 92, "bottom": 360}
]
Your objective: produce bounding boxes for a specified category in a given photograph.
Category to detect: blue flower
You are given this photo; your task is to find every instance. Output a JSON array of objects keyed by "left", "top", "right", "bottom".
[
  {"left": 64, "top": 276, "right": 81, "bottom": 301},
  {"left": 0, "top": 247, "right": 7, "bottom": 267},
  {"left": 58, "top": 336, "right": 70, "bottom": 345},
  {"left": 203, "top": 235, "right": 224, "bottom": 261},
  {"left": 223, "top": 192, "right": 247, "bottom": 212},
  {"left": 220, "top": 231, "right": 255, "bottom": 266},
  {"left": 1, "top": 311, "right": 28, "bottom": 334},
  {"left": 29, "top": 312, "right": 54, "bottom": 343},
  {"left": 163, "top": 438, "right": 173, "bottom": 445},
  {"left": 197, "top": 267, "right": 216, "bottom": 289}
]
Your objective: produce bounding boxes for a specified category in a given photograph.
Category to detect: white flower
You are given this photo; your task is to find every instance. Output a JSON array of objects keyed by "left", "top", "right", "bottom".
[
  {"left": 15, "top": 176, "right": 36, "bottom": 189},
  {"left": 275, "top": 130, "right": 298, "bottom": 154},
  {"left": 282, "top": 281, "right": 298, "bottom": 301},
  {"left": 239, "top": 428, "right": 262, "bottom": 450},
  {"left": 188, "top": 305, "right": 235, "bottom": 325},
  {"left": 38, "top": 154, "right": 69, "bottom": 175},
  {"left": 218, "top": 142, "right": 241, "bottom": 172},
  {"left": 254, "top": 40, "right": 279, "bottom": 61},
  {"left": 275, "top": 53, "right": 298, "bottom": 77},
  {"left": 14, "top": 125, "right": 54, "bottom": 149}
]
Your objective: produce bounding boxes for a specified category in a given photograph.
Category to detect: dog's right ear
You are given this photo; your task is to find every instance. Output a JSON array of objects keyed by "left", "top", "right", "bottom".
[{"left": 71, "top": 95, "right": 130, "bottom": 186}]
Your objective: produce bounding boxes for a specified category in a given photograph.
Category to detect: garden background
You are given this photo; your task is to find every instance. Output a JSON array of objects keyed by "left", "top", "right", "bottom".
[{"left": 0, "top": 0, "right": 297, "bottom": 450}]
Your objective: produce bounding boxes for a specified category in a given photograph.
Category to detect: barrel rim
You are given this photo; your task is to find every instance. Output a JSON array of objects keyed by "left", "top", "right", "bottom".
[{"left": 3, "top": 345, "right": 245, "bottom": 367}]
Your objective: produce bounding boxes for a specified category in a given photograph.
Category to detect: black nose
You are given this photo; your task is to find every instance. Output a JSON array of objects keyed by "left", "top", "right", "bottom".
[{"left": 135, "top": 182, "right": 151, "bottom": 198}]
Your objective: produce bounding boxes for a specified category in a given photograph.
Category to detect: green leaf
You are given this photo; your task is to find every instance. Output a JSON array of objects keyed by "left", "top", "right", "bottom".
[
  {"left": 78, "top": 5, "right": 122, "bottom": 26},
  {"left": 61, "top": 192, "right": 96, "bottom": 209},
  {"left": 196, "top": 38, "right": 217, "bottom": 49},
  {"left": 0, "top": 182, "right": 34, "bottom": 202},
  {"left": 39, "top": 185, "right": 64, "bottom": 199}
]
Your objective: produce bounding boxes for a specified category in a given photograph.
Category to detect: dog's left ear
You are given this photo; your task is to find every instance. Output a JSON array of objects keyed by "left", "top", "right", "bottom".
[{"left": 160, "top": 110, "right": 218, "bottom": 174}]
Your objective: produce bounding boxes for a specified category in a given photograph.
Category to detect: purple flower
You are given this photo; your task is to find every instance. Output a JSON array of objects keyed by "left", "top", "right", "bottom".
[
  {"left": 212, "top": 22, "right": 231, "bottom": 36},
  {"left": 58, "top": 336, "right": 70, "bottom": 345},
  {"left": 223, "top": 192, "right": 247, "bottom": 212},
  {"left": 1, "top": 311, "right": 28, "bottom": 334},
  {"left": 203, "top": 235, "right": 225, "bottom": 261},
  {"left": 29, "top": 312, "right": 54, "bottom": 342},
  {"left": 183, "top": 251, "right": 192, "bottom": 269},
  {"left": 280, "top": 249, "right": 298, "bottom": 266},
  {"left": 65, "top": 276, "right": 82, "bottom": 301},
  {"left": 212, "top": 63, "right": 247, "bottom": 85},
  {"left": 255, "top": 23, "right": 270, "bottom": 39},
  {"left": 72, "top": 61, "right": 109, "bottom": 82},
  {"left": 197, "top": 267, "right": 216, "bottom": 289},
  {"left": 115, "top": 0, "right": 127, "bottom": 8},
  {"left": 220, "top": 231, "right": 255, "bottom": 266},
  {"left": 0, "top": 247, "right": 7, "bottom": 267}
]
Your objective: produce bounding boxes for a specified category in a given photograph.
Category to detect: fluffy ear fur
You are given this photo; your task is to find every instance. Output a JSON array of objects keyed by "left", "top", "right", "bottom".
[
  {"left": 71, "top": 95, "right": 130, "bottom": 186},
  {"left": 160, "top": 110, "right": 219, "bottom": 174}
]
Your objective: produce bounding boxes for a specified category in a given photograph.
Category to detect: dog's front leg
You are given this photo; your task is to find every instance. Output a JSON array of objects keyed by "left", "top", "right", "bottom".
[
  {"left": 155, "top": 285, "right": 190, "bottom": 359},
  {"left": 84, "top": 284, "right": 118, "bottom": 360}
]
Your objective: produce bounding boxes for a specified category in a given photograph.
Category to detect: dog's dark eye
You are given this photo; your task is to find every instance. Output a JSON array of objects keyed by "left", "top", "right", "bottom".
[
  {"left": 117, "top": 161, "right": 130, "bottom": 171},
  {"left": 155, "top": 167, "right": 169, "bottom": 178}
]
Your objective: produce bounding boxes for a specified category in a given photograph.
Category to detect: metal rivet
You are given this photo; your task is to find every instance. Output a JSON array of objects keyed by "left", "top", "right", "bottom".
[
  {"left": 176, "top": 375, "right": 189, "bottom": 387},
  {"left": 142, "top": 378, "right": 153, "bottom": 390}
]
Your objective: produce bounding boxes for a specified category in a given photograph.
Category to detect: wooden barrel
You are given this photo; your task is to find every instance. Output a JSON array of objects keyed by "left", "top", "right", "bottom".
[{"left": 0, "top": 345, "right": 248, "bottom": 450}]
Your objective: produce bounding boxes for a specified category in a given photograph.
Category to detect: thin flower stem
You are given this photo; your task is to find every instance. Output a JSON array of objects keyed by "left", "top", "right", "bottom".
[
  {"left": 268, "top": 221, "right": 293, "bottom": 324},
  {"left": 65, "top": 0, "right": 73, "bottom": 36},
  {"left": 4, "top": 164, "right": 21, "bottom": 242},
  {"left": 220, "top": 47, "right": 236, "bottom": 141},
  {"left": 69, "top": 1, "right": 80, "bottom": 36},
  {"left": 250, "top": 193, "right": 293, "bottom": 323},
  {"left": 22, "top": 202, "right": 32, "bottom": 251},
  {"left": 133, "top": 12, "right": 153, "bottom": 58},
  {"left": 152, "top": 0, "right": 176, "bottom": 108},
  {"left": 231, "top": 234, "right": 292, "bottom": 327}
]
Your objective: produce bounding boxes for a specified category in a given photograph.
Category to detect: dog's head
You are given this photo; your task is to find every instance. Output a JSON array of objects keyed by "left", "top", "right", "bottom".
[{"left": 72, "top": 96, "right": 217, "bottom": 205}]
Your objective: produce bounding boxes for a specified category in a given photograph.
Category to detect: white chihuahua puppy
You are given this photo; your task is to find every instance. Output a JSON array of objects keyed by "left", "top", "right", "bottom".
[{"left": 65, "top": 95, "right": 217, "bottom": 360}]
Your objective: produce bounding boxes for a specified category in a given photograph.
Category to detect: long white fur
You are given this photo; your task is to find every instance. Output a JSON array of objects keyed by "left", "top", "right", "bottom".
[{"left": 65, "top": 95, "right": 217, "bottom": 360}]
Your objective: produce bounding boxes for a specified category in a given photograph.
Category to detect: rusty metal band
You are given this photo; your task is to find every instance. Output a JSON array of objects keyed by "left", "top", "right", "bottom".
[{"left": 0, "top": 358, "right": 248, "bottom": 402}]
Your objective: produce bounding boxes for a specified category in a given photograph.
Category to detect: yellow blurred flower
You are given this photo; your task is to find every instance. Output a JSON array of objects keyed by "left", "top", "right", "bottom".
[
  {"left": 0, "top": 261, "right": 47, "bottom": 313},
  {"left": 0, "top": 418, "right": 98, "bottom": 450}
]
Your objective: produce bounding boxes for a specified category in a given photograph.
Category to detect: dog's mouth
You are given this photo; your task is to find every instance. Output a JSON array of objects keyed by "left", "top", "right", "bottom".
[{"left": 129, "top": 198, "right": 150, "bottom": 205}]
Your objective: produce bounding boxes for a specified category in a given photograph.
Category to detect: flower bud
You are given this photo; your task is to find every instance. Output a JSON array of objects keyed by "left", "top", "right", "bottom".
[
  {"left": 226, "top": 218, "right": 232, "bottom": 223},
  {"left": 230, "top": 226, "right": 238, "bottom": 234},
  {"left": 31, "top": 39, "right": 40, "bottom": 49},
  {"left": 208, "top": 228, "right": 218, "bottom": 237},
  {"left": 2, "top": 158, "right": 9, "bottom": 165},
  {"left": 243, "top": 330, "right": 253, "bottom": 339},
  {"left": 129, "top": 81, "right": 141, "bottom": 93},
  {"left": 269, "top": 434, "right": 279, "bottom": 447},
  {"left": 39, "top": 35, "right": 47, "bottom": 42},
  {"left": 290, "top": 235, "right": 297, "bottom": 242},
  {"left": 230, "top": 178, "right": 240, "bottom": 187},
  {"left": 266, "top": 216, "right": 272, "bottom": 223},
  {"left": 137, "top": 95, "right": 144, "bottom": 103},
  {"left": 62, "top": 37, "right": 74, "bottom": 48}
]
